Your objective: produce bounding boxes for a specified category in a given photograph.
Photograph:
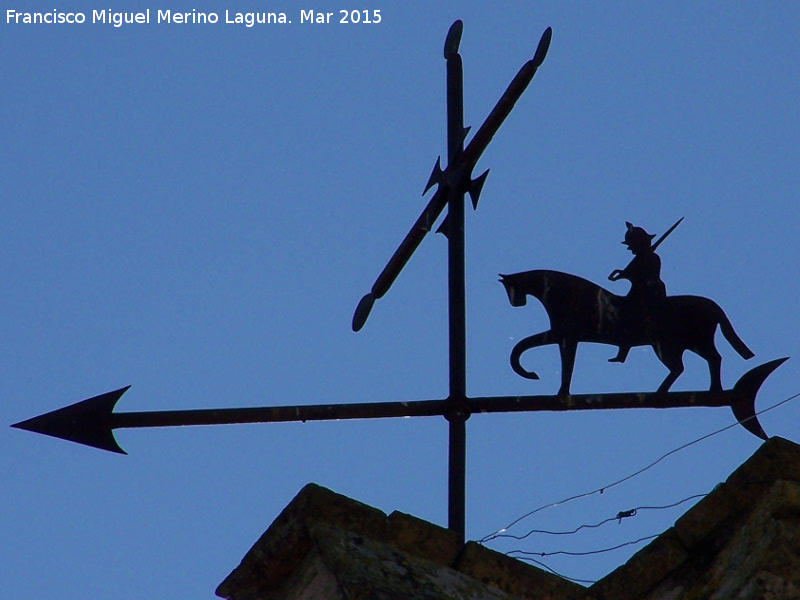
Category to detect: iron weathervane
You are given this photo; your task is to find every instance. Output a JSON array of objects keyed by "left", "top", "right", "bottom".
[{"left": 11, "top": 21, "right": 787, "bottom": 543}]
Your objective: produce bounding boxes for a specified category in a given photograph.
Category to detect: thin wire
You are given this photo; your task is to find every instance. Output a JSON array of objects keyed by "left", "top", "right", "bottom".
[
  {"left": 509, "top": 480, "right": 800, "bottom": 587},
  {"left": 479, "top": 390, "right": 800, "bottom": 544},
  {"left": 508, "top": 534, "right": 659, "bottom": 558},
  {"left": 633, "top": 493, "right": 708, "bottom": 513},
  {"left": 495, "top": 515, "right": 618, "bottom": 540},
  {"left": 488, "top": 493, "right": 707, "bottom": 541}
]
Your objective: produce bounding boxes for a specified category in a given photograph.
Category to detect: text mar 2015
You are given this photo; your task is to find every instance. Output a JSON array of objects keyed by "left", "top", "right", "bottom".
[{"left": 6, "top": 9, "right": 384, "bottom": 27}]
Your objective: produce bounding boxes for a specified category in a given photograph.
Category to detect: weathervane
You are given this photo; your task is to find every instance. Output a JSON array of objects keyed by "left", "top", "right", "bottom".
[{"left": 11, "top": 21, "right": 787, "bottom": 543}]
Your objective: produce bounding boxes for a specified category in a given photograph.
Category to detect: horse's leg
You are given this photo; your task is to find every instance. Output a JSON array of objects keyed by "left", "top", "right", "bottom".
[
  {"left": 510, "top": 331, "right": 556, "bottom": 380},
  {"left": 558, "top": 340, "right": 578, "bottom": 396},
  {"left": 655, "top": 346, "right": 685, "bottom": 393},
  {"left": 696, "top": 345, "right": 723, "bottom": 392}
]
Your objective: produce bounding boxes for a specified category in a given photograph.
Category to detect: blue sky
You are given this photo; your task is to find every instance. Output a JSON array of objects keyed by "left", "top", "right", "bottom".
[{"left": 3, "top": 2, "right": 799, "bottom": 597}]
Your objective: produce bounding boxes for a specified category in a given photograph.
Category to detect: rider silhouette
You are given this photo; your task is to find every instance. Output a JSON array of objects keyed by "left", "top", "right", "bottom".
[{"left": 607, "top": 222, "right": 667, "bottom": 363}]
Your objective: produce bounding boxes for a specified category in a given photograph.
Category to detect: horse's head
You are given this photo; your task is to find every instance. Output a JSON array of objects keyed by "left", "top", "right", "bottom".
[{"left": 499, "top": 274, "right": 527, "bottom": 307}]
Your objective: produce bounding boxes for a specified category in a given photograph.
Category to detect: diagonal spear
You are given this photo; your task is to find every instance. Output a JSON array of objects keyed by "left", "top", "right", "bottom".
[{"left": 352, "top": 25, "right": 553, "bottom": 332}]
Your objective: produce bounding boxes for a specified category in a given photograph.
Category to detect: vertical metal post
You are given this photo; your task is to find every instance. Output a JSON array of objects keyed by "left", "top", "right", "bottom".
[{"left": 444, "top": 21, "right": 467, "bottom": 543}]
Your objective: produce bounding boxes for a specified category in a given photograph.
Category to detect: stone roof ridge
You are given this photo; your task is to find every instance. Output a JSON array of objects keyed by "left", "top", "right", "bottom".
[
  {"left": 217, "top": 482, "right": 585, "bottom": 600},
  {"left": 590, "top": 435, "right": 800, "bottom": 600},
  {"left": 216, "top": 437, "right": 800, "bottom": 600}
]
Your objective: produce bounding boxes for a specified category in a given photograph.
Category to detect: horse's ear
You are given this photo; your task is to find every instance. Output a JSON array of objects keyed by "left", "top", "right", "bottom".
[
  {"left": 499, "top": 274, "right": 507, "bottom": 283},
  {"left": 625, "top": 221, "right": 633, "bottom": 230}
]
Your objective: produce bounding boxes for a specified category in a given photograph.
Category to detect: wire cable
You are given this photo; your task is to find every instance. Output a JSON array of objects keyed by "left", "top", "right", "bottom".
[
  {"left": 479, "top": 390, "right": 800, "bottom": 544},
  {"left": 508, "top": 533, "right": 659, "bottom": 558},
  {"left": 487, "top": 493, "right": 707, "bottom": 541}
]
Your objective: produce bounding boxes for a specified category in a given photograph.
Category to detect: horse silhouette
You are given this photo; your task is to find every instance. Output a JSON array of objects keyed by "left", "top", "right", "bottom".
[{"left": 499, "top": 269, "right": 754, "bottom": 395}]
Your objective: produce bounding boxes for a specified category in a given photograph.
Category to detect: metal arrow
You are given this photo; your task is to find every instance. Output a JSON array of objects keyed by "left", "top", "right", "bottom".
[{"left": 12, "top": 358, "right": 787, "bottom": 454}]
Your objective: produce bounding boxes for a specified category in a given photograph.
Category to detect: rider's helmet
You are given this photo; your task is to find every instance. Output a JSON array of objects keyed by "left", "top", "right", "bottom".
[{"left": 623, "top": 222, "right": 656, "bottom": 253}]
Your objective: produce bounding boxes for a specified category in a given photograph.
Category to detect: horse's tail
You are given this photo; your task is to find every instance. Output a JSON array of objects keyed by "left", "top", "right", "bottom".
[
  {"left": 719, "top": 311, "right": 755, "bottom": 360},
  {"left": 510, "top": 335, "right": 542, "bottom": 380}
]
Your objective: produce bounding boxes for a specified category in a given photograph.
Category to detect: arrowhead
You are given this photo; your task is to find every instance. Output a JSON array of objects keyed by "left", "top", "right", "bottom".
[
  {"left": 436, "top": 215, "right": 450, "bottom": 239},
  {"left": 468, "top": 169, "right": 490, "bottom": 210},
  {"left": 11, "top": 386, "right": 131, "bottom": 454},
  {"left": 423, "top": 157, "right": 444, "bottom": 195}
]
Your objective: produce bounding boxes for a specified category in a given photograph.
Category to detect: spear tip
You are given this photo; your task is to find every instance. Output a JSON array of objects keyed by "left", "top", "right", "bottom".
[
  {"left": 533, "top": 27, "right": 552, "bottom": 68},
  {"left": 444, "top": 20, "right": 464, "bottom": 60}
]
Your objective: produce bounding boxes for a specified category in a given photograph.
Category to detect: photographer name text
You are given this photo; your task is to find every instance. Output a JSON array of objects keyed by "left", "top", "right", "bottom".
[{"left": 6, "top": 8, "right": 383, "bottom": 27}]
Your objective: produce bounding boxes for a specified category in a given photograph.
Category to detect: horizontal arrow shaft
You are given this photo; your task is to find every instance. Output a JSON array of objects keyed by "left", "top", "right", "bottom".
[
  {"left": 12, "top": 358, "right": 787, "bottom": 453},
  {"left": 10, "top": 388, "right": 748, "bottom": 453},
  {"left": 470, "top": 390, "right": 741, "bottom": 413},
  {"left": 141, "top": 387, "right": 755, "bottom": 424},
  {"left": 68, "top": 389, "right": 758, "bottom": 432},
  {"left": 111, "top": 399, "right": 449, "bottom": 429}
]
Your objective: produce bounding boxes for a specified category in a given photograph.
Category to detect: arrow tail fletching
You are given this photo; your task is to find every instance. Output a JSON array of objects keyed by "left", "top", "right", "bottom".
[{"left": 731, "top": 357, "right": 789, "bottom": 440}]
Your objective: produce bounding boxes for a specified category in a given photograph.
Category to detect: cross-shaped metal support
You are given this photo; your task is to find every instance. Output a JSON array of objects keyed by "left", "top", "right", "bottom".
[{"left": 351, "top": 20, "right": 551, "bottom": 539}]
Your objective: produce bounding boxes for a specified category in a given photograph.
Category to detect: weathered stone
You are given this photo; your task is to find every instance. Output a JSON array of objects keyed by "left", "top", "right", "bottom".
[
  {"left": 270, "top": 547, "right": 346, "bottom": 600},
  {"left": 728, "top": 438, "right": 800, "bottom": 487},
  {"left": 216, "top": 483, "right": 387, "bottom": 600},
  {"left": 456, "top": 541, "right": 586, "bottom": 600},
  {"left": 590, "top": 528, "right": 688, "bottom": 600},
  {"left": 641, "top": 481, "right": 800, "bottom": 599},
  {"left": 737, "top": 570, "right": 800, "bottom": 600},
  {"left": 723, "top": 437, "right": 800, "bottom": 520},
  {"left": 310, "top": 522, "right": 514, "bottom": 599},
  {"left": 703, "top": 480, "right": 800, "bottom": 599},
  {"left": 675, "top": 437, "right": 800, "bottom": 552},
  {"left": 386, "top": 511, "right": 462, "bottom": 567},
  {"left": 673, "top": 482, "right": 736, "bottom": 549}
]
